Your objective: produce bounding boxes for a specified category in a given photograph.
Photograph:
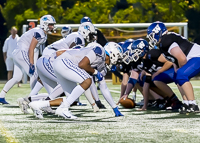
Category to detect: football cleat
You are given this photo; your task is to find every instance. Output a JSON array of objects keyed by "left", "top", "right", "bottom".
[
  {"left": 136, "top": 99, "right": 144, "bottom": 106},
  {"left": 95, "top": 100, "right": 106, "bottom": 109},
  {"left": 33, "top": 110, "right": 43, "bottom": 119},
  {"left": 41, "top": 107, "right": 55, "bottom": 114},
  {"left": 166, "top": 101, "right": 183, "bottom": 111},
  {"left": 179, "top": 103, "right": 189, "bottom": 114},
  {"left": 17, "top": 98, "right": 29, "bottom": 114},
  {"left": 92, "top": 104, "right": 100, "bottom": 112},
  {"left": 29, "top": 101, "right": 45, "bottom": 119},
  {"left": 55, "top": 106, "right": 77, "bottom": 119},
  {"left": 0, "top": 98, "right": 9, "bottom": 104},
  {"left": 113, "top": 107, "right": 124, "bottom": 117},
  {"left": 187, "top": 104, "right": 200, "bottom": 113}
]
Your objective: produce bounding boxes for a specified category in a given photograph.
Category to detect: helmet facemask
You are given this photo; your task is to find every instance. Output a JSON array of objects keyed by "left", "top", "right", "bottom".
[
  {"left": 122, "top": 50, "right": 132, "bottom": 65},
  {"left": 131, "top": 49, "right": 143, "bottom": 62}
]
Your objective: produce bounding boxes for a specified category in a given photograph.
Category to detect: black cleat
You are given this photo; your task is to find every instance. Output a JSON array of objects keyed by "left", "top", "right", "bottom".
[
  {"left": 166, "top": 101, "right": 183, "bottom": 111},
  {"left": 95, "top": 100, "right": 106, "bottom": 109},
  {"left": 187, "top": 104, "right": 200, "bottom": 113},
  {"left": 179, "top": 103, "right": 189, "bottom": 114}
]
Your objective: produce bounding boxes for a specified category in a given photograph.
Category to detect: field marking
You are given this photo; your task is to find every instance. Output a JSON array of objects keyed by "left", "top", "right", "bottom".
[{"left": 0, "top": 121, "right": 19, "bottom": 143}]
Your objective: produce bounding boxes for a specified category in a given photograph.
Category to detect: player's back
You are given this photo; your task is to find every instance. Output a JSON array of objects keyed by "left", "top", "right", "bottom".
[{"left": 57, "top": 42, "right": 105, "bottom": 67}]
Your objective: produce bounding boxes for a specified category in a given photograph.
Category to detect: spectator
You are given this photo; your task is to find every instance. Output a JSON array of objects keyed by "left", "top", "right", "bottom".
[{"left": 2, "top": 27, "right": 21, "bottom": 87}]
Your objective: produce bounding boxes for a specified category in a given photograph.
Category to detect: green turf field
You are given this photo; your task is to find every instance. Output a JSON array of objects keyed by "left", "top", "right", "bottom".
[{"left": 0, "top": 81, "right": 200, "bottom": 143}]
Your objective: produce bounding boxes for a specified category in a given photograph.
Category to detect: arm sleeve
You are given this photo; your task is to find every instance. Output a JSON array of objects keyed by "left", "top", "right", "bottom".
[
  {"left": 33, "top": 32, "right": 42, "bottom": 41},
  {"left": 74, "top": 37, "right": 84, "bottom": 46}
]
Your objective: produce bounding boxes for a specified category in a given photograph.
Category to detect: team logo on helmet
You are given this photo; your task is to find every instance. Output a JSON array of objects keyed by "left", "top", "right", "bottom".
[
  {"left": 152, "top": 24, "right": 161, "bottom": 34},
  {"left": 84, "top": 25, "right": 90, "bottom": 30},
  {"left": 137, "top": 41, "right": 145, "bottom": 49},
  {"left": 42, "top": 17, "right": 49, "bottom": 21}
]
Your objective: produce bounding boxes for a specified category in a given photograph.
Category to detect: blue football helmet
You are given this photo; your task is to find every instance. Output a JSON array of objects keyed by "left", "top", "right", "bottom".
[
  {"left": 80, "top": 16, "right": 92, "bottom": 24},
  {"left": 147, "top": 21, "right": 167, "bottom": 48},
  {"left": 121, "top": 39, "right": 134, "bottom": 65},
  {"left": 61, "top": 26, "right": 72, "bottom": 38},
  {"left": 131, "top": 39, "right": 149, "bottom": 62},
  {"left": 118, "top": 42, "right": 124, "bottom": 47}
]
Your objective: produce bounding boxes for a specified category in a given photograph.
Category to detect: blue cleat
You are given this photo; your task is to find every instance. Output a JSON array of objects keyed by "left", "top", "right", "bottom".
[
  {"left": 113, "top": 107, "right": 124, "bottom": 117},
  {"left": 0, "top": 98, "right": 9, "bottom": 104}
]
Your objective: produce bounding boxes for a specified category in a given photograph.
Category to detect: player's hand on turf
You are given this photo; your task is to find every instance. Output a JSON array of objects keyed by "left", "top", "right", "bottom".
[
  {"left": 117, "top": 94, "right": 128, "bottom": 105},
  {"left": 29, "top": 64, "right": 35, "bottom": 75},
  {"left": 137, "top": 106, "right": 147, "bottom": 111}
]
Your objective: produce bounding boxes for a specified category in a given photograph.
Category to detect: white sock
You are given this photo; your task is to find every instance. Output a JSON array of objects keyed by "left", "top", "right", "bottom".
[
  {"left": 29, "top": 81, "right": 43, "bottom": 97},
  {"left": 40, "top": 100, "right": 50, "bottom": 107},
  {"left": 66, "top": 85, "right": 85, "bottom": 105},
  {"left": 189, "top": 100, "right": 196, "bottom": 105},
  {"left": 84, "top": 88, "right": 95, "bottom": 105},
  {"left": 0, "top": 90, "right": 6, "bottom": 98},
  {"left": 183, "top": 100, "right": 189, "bottom": 105},
  {"left": 48, "top": 84, "right": 64, "bottom": 99},
  {"left": 99, "top": 80, "right": 117, "bottom": 108},
  {"left": 30, "top": 93, "right": 49, "bottom": 101}
]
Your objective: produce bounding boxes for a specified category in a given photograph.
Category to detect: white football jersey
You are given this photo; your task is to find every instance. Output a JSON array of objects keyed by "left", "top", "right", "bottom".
[
  {"left": 17, "top": 27, "right": 47, "bottom": 51},
  {"left": 47, "top": 32, "right": 85, "bottom": 50},
  {"left": 57, "top": 42, "right": 106, "bottom": 71}
]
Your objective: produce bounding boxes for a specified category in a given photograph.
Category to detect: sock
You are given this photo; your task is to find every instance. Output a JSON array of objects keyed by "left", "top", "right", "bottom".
[
  {"left": 189, "top": 100, "right": 196, "bottom": 105},
  {"left": 48, "top": 84, "right": 63, "bottom": 99},
  {"left": 99, "top": 80, "right": 117, "bottom": 108},
  {"left": 29, "top": 81, "right": 43, "bottom": 97},
  {"left": 30, "top": 93, "right": 49, "bottom": 101},
  {"left": 84, "top": 88, "right": 95, "bottom": 105},
  {"left": 183, "top": 100, "right": 189, "bottom": 105},
  {"left": 0, "top": 90, "right": 6, "bottom": 98},
  {"left": 65, "top": 85, "right": 85, "bottom": 105}
]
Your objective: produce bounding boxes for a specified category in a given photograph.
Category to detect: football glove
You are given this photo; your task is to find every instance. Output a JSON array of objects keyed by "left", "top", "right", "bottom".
[{"left": 29, "top": 64, "right": 35, "bottom": 75}]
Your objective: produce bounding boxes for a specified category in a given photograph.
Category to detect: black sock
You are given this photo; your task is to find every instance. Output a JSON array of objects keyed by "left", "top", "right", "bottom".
[
  {"left": 28, "top": 97, "right": 32, "bottom": 102},
  {"left": 45, "top": 97, "right": 51, "bottom": 100}
]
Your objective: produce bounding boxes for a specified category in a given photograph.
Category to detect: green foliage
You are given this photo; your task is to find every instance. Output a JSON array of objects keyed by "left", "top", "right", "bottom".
[
  {"left": 0, "top": 0, "right": 64, "bottom": 34},
  {"left": 61, "top": 0, "right": 118, "bottom": 24},
  {"left": 1, "top": 0, "right": 200, "bottom": 37}
]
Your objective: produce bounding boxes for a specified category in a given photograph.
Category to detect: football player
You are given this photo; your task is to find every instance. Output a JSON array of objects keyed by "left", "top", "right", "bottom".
[
  {"left": 29, "top": 41, "right": 124, "bottom": 119},
  {"left": 18, "top": 23, "right": 95, "bottom": 114},
  {"left": 126, "top": 39, "right": 182, "bottom": 111},
  {"left": 147, "top": 21, "right": 200, "bottom": 113},
  {"left": 0, "top": 15, "right": 56, "bottom": 104}
]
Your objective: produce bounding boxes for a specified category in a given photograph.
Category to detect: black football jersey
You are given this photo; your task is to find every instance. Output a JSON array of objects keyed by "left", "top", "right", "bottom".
[
  {"left": 117, "top": 59, "right": 142, "bottom": 74},
  {"left": 142, "top": 49, "right": 167, "bottom": 74},
  {"left": 96, "top": 29, "right": 108, "bottom": 47},
  {"left": 159, "top": 32, "right": 194, "bottom": 66}
]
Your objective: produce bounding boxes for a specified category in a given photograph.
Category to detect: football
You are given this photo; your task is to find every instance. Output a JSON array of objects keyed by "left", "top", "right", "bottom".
[{"left": 119, "top": 98, "right": 135, "bottom": 108}]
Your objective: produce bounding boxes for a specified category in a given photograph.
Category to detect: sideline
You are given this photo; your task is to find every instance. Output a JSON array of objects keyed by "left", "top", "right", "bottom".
[{"left": 0, "top": 121, "right": 19, "bottom": 143}]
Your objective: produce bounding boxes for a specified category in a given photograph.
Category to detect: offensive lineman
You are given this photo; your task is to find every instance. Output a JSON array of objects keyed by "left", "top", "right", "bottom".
[
  {"left": 29, "top": 41, "right": 124, "bottom": 119},
  {"left": 0, "top": 15, "right": 56, "bottom": 104}
]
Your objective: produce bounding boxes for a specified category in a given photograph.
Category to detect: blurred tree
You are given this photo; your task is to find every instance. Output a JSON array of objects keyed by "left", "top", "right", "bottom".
[
  {"left": 0, "top": 0, "right": 64, "bottom": 35},
  {"left": 61, "top": 0, "right": 118, "bottom": 24}
]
